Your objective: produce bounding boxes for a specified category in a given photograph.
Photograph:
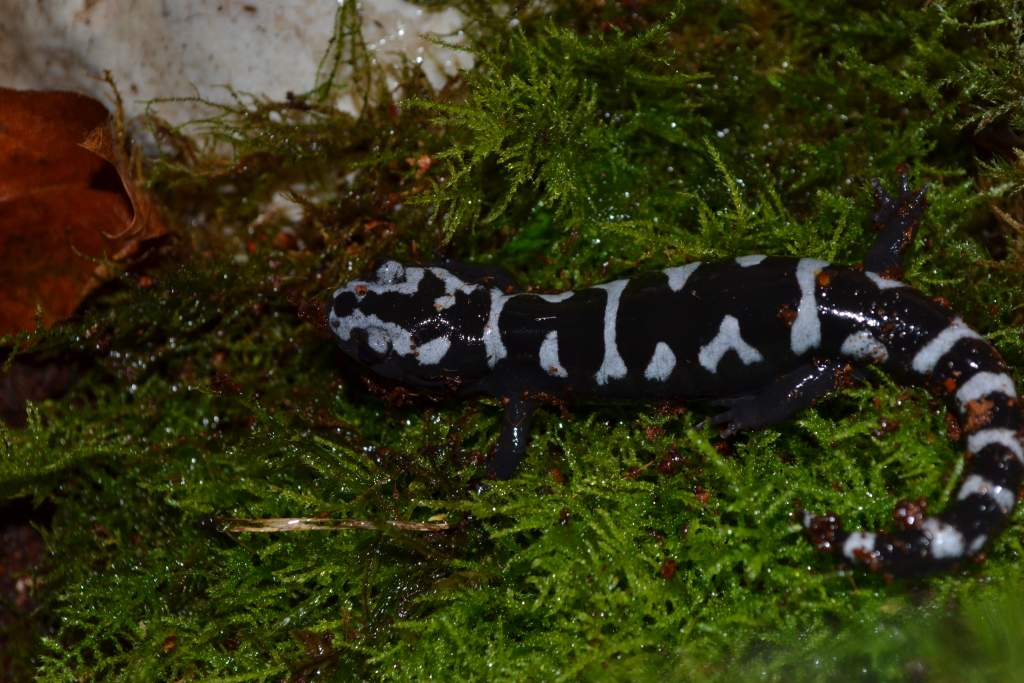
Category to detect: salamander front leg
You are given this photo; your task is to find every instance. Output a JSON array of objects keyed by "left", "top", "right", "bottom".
[
  {"left": 709, "top": 359, "right": 853, "bottom": 437},
  {"left": 487, "top": 397, "right": 538, "bottom": 479},
  {"left": 864, "top": 172, "right": 928, "bottom": 276}
]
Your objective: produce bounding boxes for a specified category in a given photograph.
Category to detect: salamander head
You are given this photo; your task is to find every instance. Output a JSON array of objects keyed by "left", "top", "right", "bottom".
[{"left": 328, "top": 261, "right": 487, "bottom": 388}]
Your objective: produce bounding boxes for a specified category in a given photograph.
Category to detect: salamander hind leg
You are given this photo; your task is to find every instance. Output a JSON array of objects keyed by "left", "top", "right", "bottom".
[
  {"left": 709, "top": 360, "right": 853, "bottom": 438},
  {"left": 864, "top": 172, "right": 928, "bottom": 277},
  {"left": 487, "top": 397, "right": 538, "bottom": 479}
]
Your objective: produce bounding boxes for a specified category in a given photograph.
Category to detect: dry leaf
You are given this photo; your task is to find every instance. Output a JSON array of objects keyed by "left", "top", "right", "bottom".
[{"left": 0, "top": 88, "right": 167, "bottom": 337}]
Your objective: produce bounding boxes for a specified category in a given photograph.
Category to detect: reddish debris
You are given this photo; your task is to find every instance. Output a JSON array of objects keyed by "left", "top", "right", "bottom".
[
  {"left": 777, "top": 303, "right": 798, "bottom": 326},
  {"left": 406, "top": 154, "right": 433, "bottom": 178},
  {"left": 806, "top": 513, "right": 842, "bottom": 553},
  {"left": 834, "top": 363, "right": 858, "bottom": 389},
  {"left": 851, "top": 545, "right": 884, "bottom": 573},
  {"left": 658, "top": 558, "right": 678, "bottom": 580},
  {"left": 272, "top": 229, "right": 298, "bottom": 251},
  {"left": 963, "top": 398, "right": 995, "bottom": 433},
  {"left": 892, "top": 498, "right": 927, "bottom": 530},
  {"left": 872, "top": 417, "right": 900, "bottom": 438},
  {"left": 655, "top": 402, "right": 688, "bottom": 417},
  {"left": 211, "top": 371, "right": 242, "bottom": 396},
  {"left": 945, "top": 412, "right": 962, "bottom": 442},
  {"left": 879, "top": 265, "right": 905, "bottom": 281},
  {"left": 657, "top": 446, "right": 683, "bottom": 475}
]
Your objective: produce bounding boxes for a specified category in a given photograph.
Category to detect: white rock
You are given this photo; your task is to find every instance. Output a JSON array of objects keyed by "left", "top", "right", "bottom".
[{"left": 0, "top": 0, "right": 472, "bottom": 125}]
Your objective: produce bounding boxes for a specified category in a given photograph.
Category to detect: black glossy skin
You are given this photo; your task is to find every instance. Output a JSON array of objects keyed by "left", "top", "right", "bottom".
[
  {"left": 484, "top": 263, "right": 960, "bottom": 398},
  {"left": 491, "top": 265, "right": 804, "bottom": 399},
  {"left": 328, "top": 177, "right": 1023, "bottom": 576}
]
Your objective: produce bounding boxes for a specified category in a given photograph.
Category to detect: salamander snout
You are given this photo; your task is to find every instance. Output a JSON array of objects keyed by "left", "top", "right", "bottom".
[
  {"left": 328, "top": 260, "right": 489, "bottom": 388},
  {"left": 327, "top": 287, "right": 396, "bottom": 363},
  {"left": 327, "top": 262, "right": 426, "bottom": 379}
]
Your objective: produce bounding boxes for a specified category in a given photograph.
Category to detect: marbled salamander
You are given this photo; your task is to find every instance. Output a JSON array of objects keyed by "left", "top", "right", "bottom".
[{"left": 328, "top": 176, "right": 1022, "bottom": 576}]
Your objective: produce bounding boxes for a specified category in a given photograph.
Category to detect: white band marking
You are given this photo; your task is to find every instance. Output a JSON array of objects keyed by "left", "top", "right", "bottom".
[
  {"left": 415, "top": 336, "right": 451, "bottom": 365},
  {"left": 429, "top": 267, "right": 481, "bottom": 310},
  {"left": 842, "top": 531, "right": 877, "bottom": 561},
  {"left": 735, "top": 254, "right": 766, "bottom": 267},
  {"left": 957, "top": 474, "right": 1015, "bottom": 514},
  {"left": 791, "top": 258, "right": 829, "bottom": 355},
  {"left": 921, "top": 518, "right": 965, "bottom": 559},
  {"left": 968, "top": 534, "right": 988, "bottom": 555},
  {"left": 332, "top": 310, "right": 413, "bottom": 356},
  {"left": 340, "top": 266, "right": 425, "bottom": 300},
  {"left": 698, "top": 315, "right": 764, "bottom": 374},
  {"left": 644, "top": 342, "right": 676, "bottom": 382},
  {"left": 967, "top": 428, "right": 1024, "bottom": 464},
  {"left": 911, "top": 318, "right": 983, "bottom": 374},
  {"left": 483, "top": 288, "right": 510, "bottom": 368},
  {"left": 594, "top": 280, "right": 629, "bottom": 385},
  {"left": 865, "top": 271, "right": 906, "bottom": 290},
  {"left": 664, "top": 262, "right": 700, "bottom": 292},
  {"left": 376, "top": 260, "right": 405, "bottom": 284},
  {"left": 366, "top": 327, "right": 390, "bottom": 353},
  {"left": 840, "top": 331, "right": 889, "bottom": 363},
  {"left": 955, "top": 372, "right": 1017, "bottom": 409},
  {"left": 539, "top": 330, "right": 568, "bottom": 378}
]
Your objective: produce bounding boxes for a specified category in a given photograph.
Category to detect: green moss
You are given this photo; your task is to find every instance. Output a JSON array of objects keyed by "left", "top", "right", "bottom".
[{"left": 4, "top": 0, "right": 1024, "bottom": 680}]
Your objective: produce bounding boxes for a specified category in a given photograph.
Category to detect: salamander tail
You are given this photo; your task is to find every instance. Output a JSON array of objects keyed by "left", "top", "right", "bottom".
[{"left": 804, "top": 332, "right": 1022, "bottom": 576}]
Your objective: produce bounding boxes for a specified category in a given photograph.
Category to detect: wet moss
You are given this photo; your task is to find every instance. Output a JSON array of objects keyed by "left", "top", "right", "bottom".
[{"left": 3, "top": 1, "right": 1024, "bottom": 680}]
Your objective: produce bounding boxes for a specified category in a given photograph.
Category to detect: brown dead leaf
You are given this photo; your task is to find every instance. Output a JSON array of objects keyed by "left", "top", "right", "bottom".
[{"left": 0, "top": 88, "right": 168, "bottom": 337}]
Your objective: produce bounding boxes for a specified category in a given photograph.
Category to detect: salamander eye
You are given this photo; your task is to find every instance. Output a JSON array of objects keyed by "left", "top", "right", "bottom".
[
  {"left": 332, "top": 291, "right": 356, "bottom": 319},
  {"left": 376, "top": 261, "right": 404, "bottom": 285}
]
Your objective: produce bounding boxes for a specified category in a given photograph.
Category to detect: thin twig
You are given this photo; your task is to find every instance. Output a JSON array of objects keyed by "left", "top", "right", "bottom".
[{"left": 220, "top": 516, "right": 449, "bottom": 533}]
